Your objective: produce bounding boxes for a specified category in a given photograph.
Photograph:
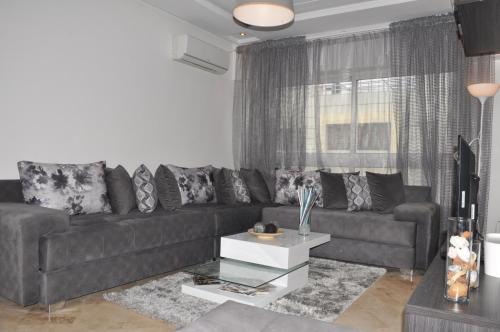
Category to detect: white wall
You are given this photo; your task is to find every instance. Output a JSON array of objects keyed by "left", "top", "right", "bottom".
[
  {"left": 487, "top": 59, "right": 500, "bottom": 233},
  {"left": 0, "top": 0, "right": 235, "bottom": 179}
]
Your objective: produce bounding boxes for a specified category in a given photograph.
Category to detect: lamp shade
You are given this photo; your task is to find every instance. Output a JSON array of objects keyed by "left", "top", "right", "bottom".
[
  {"left": 233, "top": 0, "right": 294, "bottom": 28},
  {"left": 467, "top": 83, "right": 500, "bottom": 98}
]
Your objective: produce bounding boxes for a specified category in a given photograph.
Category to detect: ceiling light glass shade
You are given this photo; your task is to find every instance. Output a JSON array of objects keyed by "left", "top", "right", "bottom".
[
  {"left": 467, "top": 83, "right": 500, "bottom": 98},
  {"left": 233, "top": 0, "right": 295, "bottom": 28}
]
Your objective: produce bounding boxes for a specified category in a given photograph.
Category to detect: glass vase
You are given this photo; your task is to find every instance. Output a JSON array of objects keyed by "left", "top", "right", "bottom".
[
  {"left": 298, "top": 215, "right": 310, "bottom": 236},
  {"left": 445, "top": 217, "right": 474, "bottom": 303},
  {"left": 470, "top": 240, "right": 481, "bottom": 289}
]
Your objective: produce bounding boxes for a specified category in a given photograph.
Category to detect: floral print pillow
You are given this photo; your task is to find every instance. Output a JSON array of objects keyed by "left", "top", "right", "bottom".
[
  {"left": 17, "top": 161, "right": 111, "bottom": 215},
  {"left": 274, "top": 169, "right": 324, "bottom": 207},
  {"left": 166, "top": 165, "right": 217, "bottom": 205}
]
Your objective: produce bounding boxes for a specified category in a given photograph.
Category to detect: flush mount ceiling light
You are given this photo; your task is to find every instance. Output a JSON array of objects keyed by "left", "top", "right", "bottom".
[{"left": 233, "top": 0, "right": 295, "bottom": 29}]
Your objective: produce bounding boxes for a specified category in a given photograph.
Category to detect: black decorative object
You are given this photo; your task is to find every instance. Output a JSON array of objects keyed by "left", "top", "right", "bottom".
[{"left": 264, "top": 223, "right": 278, "bottom": 234}]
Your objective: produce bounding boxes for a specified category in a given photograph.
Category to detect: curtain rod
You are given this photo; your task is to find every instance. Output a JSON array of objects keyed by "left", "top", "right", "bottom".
[{"left": 304, "top": 23, "right": 389, "bottom": 41}]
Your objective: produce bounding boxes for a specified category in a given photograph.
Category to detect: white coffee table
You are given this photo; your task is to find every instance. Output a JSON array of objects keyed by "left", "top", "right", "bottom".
[{"left": 182, "top": 228, "right": 330, "bottom": 307}]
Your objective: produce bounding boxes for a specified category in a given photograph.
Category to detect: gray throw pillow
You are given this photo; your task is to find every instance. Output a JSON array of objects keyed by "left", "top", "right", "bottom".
[
  {"left": 366, "top": 172, "right": 406, "bottom": 213},
  {"left": 155, "top": 164, "right": 182, "bottom": 210},
  {"left": 213, "top": 168, "right": 232, "bottom": 205},
  {"left": 342, "top": 174, "right": 372, "bottom": 212},
  {"left": 105, "top": 165, "right": 136, "bottom": 215},
  {"left": 165, "top": 164, "right": 217, "bottom": 206},
  {"left": 17, "top": 160, "right": 111, "bottom": 215},
  {"left": 320, "top": 171, "right": 359, "bottom": 210},
  {"left": 215, "top": 168, "right": 251, "bottom": 205},
  {"left": 274, "top": 169, "right": 324, "bottom": 207},
  {"left": 132, "top": 164, "right": 158, "bottom": 213},
  {"left": 240, "top": 168, "right": 271, "bottom": 203}
]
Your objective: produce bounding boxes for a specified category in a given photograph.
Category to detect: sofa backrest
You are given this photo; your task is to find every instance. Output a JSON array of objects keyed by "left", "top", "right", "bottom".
[
  {"left": 404, "top": 185, "right": 432, "bottom": 203},
  {"left": 0, "top": 180, "right": 24, "bottom": 203},
  {"left": 0, "top": 179, "right": 432, "bottom": 205}
]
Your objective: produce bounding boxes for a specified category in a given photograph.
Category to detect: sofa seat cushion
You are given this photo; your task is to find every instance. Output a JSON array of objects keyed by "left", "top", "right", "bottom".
[
  {"left": 40, "top": 210, "right": 214, "bottom": 272},
  {"left": 262, "top": 206, "right": 416, "bottom": 247},
  {"left": 69, "top": 209, "right": 173, "bottom": 226}
]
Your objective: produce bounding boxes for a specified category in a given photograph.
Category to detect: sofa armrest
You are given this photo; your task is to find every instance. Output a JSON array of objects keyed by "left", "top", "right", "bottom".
[
  {"left": 0, "top": 203, "right": 69, "bottom": 305},
  {"left": 393, "top": 202, "right": 440, "bottom": 270}
]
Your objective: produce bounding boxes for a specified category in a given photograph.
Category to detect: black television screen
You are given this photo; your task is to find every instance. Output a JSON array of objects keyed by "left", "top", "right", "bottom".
[{"left": 454, "top": 135, "right": 477, "bottom": 219}]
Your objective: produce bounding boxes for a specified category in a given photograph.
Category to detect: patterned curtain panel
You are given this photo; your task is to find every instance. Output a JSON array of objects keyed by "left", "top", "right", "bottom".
[{"left": 390, "top": 14, "right": 495, "bottom": 234}]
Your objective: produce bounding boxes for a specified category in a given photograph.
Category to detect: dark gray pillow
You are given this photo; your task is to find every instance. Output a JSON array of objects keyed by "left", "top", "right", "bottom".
[
  {"left": 105, "top": 165, "right": 136, "bottom": 215},
  {"left": 320, "top": 171, "right": 359, "bottom": 210},
  {"left": 240, "top": 168, "right": 271, "bottom": 203},
  {"left": 132, "top": 164, "right": 158, "bottom": 213},
  {"left": 155, "top": 164, "right": 182, "bottom": 210},
  {"left": 213, "top": 168, "right": 251, "bottom": 205},
  {"left": 213, "top": 168, "right": 232, "bottom": 205},
  {"left": 366, "top": 172, "right": 406, "bottom": 214}
]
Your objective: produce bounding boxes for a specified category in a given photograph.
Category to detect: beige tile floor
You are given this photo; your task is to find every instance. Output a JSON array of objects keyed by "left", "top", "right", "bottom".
[{"left": 0, "top": 270, "right": 422, "bottom": 332}]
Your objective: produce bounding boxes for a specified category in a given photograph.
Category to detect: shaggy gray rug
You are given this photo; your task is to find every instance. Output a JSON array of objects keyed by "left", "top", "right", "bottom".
[{"left": 104, "top": 258, "right": 385, "bottom": 328}]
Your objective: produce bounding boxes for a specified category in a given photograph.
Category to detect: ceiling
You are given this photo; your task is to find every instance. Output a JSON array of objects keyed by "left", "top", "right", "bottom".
[{"left": 143, "top": 0, "right": 452, "bottom": 45}]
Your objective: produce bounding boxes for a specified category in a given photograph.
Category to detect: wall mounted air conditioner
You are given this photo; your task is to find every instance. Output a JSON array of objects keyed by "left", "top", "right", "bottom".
[{"left": 173, "top": 35, "right": 229, "bottom": 75}]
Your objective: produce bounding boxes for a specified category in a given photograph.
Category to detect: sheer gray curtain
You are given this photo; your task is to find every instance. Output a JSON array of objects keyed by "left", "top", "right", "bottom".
[
  {"left": 307, "top": 31, "right": 394, "bottom": 173},
  {"left": 390, "top": 14, "right": 494, "bottom": 233},
  {"left": 234, "top": 32, "right": 396, "bottom": 174},
  {"left": 233, "top": 37, "right": 309, "bottom": 173}
]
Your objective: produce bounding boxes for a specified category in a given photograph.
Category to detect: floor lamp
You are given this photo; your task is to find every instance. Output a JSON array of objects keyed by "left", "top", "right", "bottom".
[
  {"left": 467, "top": 83, "right": 499, "bottom": 233},
  {"left": 467, "top": 83, "right": 499, "bottom": 178}
]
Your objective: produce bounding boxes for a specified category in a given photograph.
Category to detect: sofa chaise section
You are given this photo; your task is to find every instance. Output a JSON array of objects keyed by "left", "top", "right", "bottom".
[
  {"left": 0, "top": 202, "right": 70, "bottom": 306},
  {"left": 38, "top": 209, "right": 216, "bottom": 305}
]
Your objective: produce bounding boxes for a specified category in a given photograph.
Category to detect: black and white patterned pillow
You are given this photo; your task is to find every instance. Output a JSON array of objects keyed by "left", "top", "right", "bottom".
[
  {"left": 342, "top": 174, "right": 372, "bottom": 212},
  {"left": 17, "top": 161, "right": 111, "bottom": 215},
  {"left": 227, "top": 169, "right": 251, "bottom": 203},
  {"left": 166, "top": 165, "right": 217, "bottom": 205},
  {"left": 274, "top": 169, "right": 323, "bottom": 207},
  {"left": 132, "top": 164, "right": 158, "bottom": 213}
]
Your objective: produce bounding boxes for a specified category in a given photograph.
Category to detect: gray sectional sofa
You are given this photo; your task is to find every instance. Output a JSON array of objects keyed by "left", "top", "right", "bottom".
[{"left": 0, "top": 179, "right": 439, "bottom": 307}]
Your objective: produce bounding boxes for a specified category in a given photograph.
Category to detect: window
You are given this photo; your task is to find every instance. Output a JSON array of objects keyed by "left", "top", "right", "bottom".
[{"left": 306, "top": 77, "right": 395, "bottom": 172}]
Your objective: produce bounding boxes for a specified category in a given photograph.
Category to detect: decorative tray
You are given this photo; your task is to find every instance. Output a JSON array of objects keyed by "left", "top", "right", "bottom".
[{"left": 247, "top": 228, "right": 284, "bottom": 239}]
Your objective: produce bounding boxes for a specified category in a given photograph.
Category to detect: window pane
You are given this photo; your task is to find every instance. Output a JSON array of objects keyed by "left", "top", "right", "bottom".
[{"left": 356, "top": 78, "right": 395, "bottom": 153}]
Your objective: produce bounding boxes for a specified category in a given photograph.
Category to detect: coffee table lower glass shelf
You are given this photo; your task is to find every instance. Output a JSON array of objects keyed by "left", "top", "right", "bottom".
[{"left": 181, "top": 258, "right": 309, "bottom": 307}]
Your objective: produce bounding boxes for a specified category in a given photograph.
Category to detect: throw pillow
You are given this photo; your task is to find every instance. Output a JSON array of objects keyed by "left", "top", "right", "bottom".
[
  {"left": 17, "top": 160, "right": 111, "bottom": 215},
  {"left": 155, "top": 164, "right": 182, "bottom": 210},
  {"left": 105, "top": 165, "right": 136, "bottom": 215},
  {"left": 132, "top": 164, "right": 158, "bottom": 213},
  {"left": 213, "top": 168, "right": 232, "bottom": 205},
  {"left": 342, "top": 174, "right": 372, "bottom": 212},
  {"left": 217, "top": 168, "right": 251, "bottom": 204},
  {"left": 274, "top": 169, "right": 323, "bottom": 207},
  {"left": 165, "top": 164, "right": 217, "bottom": 206},
  {"left": 320, "top": 171, "right": 359, "bottom": 210},
  {"left": 240, "top": 168, "right": 272, "bottom": 203},
  {"left": 366, "top": 172, "right": 406, "bottom": 213}
]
